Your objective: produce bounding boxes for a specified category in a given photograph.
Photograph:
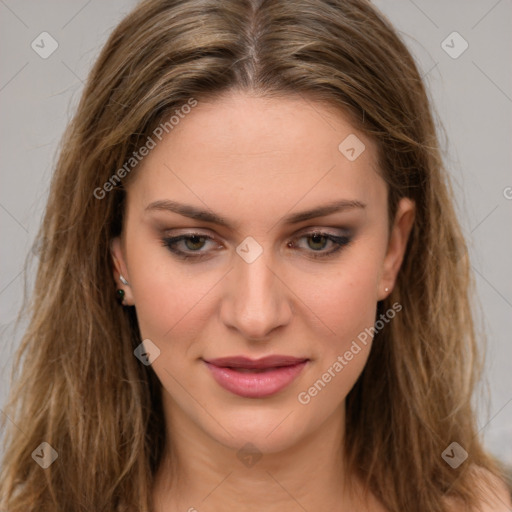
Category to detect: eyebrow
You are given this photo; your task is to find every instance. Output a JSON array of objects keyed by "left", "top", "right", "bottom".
[{"left": 144, "top": 198, "right": 366, "bottom": 230}]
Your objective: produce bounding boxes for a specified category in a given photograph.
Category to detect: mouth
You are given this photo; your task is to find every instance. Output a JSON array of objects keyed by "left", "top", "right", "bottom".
[{"left": 203, "top": 355, "right": 309, "bottom": 398}]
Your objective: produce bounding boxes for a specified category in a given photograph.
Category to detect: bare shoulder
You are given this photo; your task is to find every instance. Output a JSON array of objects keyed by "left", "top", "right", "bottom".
[{"left": 445, "top": 465, "right": 512, "bottom": 512}]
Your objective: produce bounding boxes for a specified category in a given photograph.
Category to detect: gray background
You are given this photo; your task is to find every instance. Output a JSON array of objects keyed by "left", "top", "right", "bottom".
[{"left": 1, "top": 0, "right": 511, "bottom": 465}]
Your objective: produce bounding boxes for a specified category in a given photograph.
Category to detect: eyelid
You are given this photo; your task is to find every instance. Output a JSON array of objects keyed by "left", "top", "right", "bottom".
[
  {"left": 162, "top": 226, "right": 350, "bottom": 240},
  {"left": 295, "top": 225, "right": 351, "bottom": 236}
]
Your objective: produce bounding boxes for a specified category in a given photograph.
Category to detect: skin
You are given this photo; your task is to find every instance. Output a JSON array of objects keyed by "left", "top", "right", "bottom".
[{"left": 111, "top": 90, "right": 416, "bottom": 511}]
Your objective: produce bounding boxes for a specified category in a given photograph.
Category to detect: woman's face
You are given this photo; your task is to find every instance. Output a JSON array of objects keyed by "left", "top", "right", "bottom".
[{"left": 111, "top": 91, "right": 414, "bottom": 455}]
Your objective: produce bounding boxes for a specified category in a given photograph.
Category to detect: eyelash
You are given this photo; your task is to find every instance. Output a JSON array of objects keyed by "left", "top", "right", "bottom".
[{"left": 161, "top": 230, "right": 352, "bottom": 261}]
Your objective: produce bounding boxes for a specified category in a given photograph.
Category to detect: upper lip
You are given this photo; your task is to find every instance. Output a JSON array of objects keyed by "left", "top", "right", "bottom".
[{"left": 204, "top": 355, "right": 309, "bottom": 369}]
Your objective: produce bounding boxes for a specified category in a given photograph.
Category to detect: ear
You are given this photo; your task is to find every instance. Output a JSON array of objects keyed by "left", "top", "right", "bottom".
[
  {"left": 110, "top": 237, "right": 135, "bottom": 306},
  {"left": 377, "top": 197, "right": 415, "bottom": 301}
]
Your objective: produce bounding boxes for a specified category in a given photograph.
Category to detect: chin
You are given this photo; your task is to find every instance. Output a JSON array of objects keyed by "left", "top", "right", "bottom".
[{"left": 204, "top": 401, "right": 314, "bottom": 454}]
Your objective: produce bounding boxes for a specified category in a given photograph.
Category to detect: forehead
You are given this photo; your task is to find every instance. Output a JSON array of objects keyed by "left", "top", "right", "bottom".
[{"left": 128, "top": 91, "right": 386, "bottom": 222}]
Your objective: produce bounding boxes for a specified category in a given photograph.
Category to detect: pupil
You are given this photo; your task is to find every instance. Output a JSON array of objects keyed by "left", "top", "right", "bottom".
[
  {"left": 310, "top": 234, "right": 326, "bottom": 250},
  {"left": 186, "top": 236, "right": 204, "bottom": 250}
]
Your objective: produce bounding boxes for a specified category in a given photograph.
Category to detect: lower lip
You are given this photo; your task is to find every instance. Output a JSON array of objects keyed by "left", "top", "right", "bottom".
[{"left": 204, "top": 361, "right": 308, "bottom": 398}]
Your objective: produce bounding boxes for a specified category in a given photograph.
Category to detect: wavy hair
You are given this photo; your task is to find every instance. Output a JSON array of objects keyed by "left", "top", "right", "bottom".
[{"left": 0, "top": 0, "right": 507, "bottom": 510}]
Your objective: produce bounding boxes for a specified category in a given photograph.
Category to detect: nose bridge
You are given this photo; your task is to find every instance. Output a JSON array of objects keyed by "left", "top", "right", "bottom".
[
  {"left": 240, "top": 249, "right": 277, "bottom": 306},
  {"left": 223, "top": 238, "right": 290, "bottom": 339}
]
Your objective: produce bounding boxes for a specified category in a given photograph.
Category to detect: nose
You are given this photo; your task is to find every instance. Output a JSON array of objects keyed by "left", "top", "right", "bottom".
[{"left": 220, "top": 245, "right": 292, "bottom": 341}]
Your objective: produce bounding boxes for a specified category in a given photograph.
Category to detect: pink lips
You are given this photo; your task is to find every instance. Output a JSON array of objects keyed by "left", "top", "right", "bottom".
[{"left": 203, "top": 355, "right": 309, "bottom": 398}]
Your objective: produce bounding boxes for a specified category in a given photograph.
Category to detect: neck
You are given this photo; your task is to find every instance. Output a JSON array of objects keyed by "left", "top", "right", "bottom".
[{"left": 152, "top": 396, "right": 365, "bottom": 512}]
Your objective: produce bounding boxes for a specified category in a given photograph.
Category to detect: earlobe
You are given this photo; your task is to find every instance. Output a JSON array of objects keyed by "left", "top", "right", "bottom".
[{"left": 378, "top": 197, "right": 415, "bottom": 300}]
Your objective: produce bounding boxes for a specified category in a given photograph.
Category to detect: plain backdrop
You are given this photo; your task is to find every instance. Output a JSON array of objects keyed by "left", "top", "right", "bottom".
[{"left": 1, "top": 0, "right": 511, "bottom": 465}]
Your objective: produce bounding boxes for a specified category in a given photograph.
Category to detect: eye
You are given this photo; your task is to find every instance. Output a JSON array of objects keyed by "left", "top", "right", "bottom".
[
  {"left": 161, "top": 229, "right": 352, "bottom": 261},
  {"left": 289, "top": 231, "right": 352, "bottom": 259},
  {"left": 161, "top": 233, "right": 217, "bottom": 260}
]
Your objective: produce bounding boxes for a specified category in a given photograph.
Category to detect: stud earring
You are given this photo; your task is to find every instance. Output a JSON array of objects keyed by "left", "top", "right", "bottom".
[
  {"left": 116, "top": 288, "right": 125, "bottom": 304},
  {"left": 120, "top": 274, "right": 129, "bottom": 286},
  {"left": 385, "top": 287, "right": 389, "bottom": 293}
]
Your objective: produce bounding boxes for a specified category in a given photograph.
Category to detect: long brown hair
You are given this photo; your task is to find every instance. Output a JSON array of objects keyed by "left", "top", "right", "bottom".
[{"left": 0, "top": 0, "right": 507, "bottom": 510}]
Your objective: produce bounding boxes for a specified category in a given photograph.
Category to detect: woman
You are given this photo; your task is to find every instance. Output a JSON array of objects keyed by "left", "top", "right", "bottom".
[{"left": 1, "top": 0, "right": 510, "bottom": 510}]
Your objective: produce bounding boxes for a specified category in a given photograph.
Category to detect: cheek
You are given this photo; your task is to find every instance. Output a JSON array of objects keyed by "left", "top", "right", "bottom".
[
  {"left": 293, "top": 264, "right": 379, "bottom": 413},
  {"left": 299, "top": 254, "right": 381, "bottom": 354},
  {"left": 124, "top": 232, "right": 211, "bottom": 344}
]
